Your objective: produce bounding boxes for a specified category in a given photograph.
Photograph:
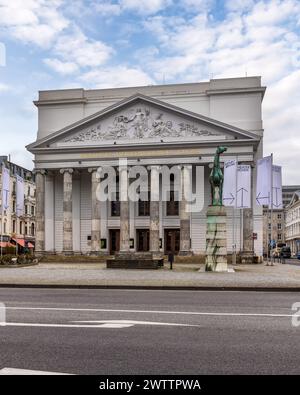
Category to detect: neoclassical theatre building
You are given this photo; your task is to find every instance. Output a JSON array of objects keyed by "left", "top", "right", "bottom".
[{"left": 27, "top": 77, "right": 265, "bottom": 259}]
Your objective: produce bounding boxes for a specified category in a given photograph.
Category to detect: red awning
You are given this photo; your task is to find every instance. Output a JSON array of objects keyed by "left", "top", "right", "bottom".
[
  {"left": 12, "top": 238, "right": 26, "bottom": 247},
  {"left": 27, "top": 242, "right": 34, "bottom": 248},
  {"left": 0, "top": 242, "right": 14, "bottom": 248}
]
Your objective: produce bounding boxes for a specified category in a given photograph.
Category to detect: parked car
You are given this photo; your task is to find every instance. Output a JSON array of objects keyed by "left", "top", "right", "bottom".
[
  {"left": 281, "top": 247, "right": 291, "bottom": 259},
  {"left": 297, "top": 252, "right": 300, "bottom": 260}
]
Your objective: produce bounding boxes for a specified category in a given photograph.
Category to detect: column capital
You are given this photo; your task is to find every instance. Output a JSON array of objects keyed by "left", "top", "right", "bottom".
[
  {"left": 33, "top": 168, "right": 47, "bottom": 176},
  {"left": 60, "top": 168, "right": 74, "bottom": 175},
  {"left": 88, "top": 167, "right": 98, "bottom": 174},
  {"left": 147, "top": 165, "right": 161, "bottom": 171}
]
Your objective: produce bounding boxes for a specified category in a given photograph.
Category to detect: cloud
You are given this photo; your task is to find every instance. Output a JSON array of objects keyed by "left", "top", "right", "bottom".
[
  {"left": 43, "top": 58, "right": 79, "bottom": 75},
  {"left": 92, "top": 1, "right": 121, "bottom": 16},
  {"left": 52, "top": 29, "right": 113, "bottom": 68},
  {"left": 0, "top": 0, "right": 69, "bottom": 47},
  {"left": 120, "top": 0, "right": 172, "bottom": 15},
  {"left": 79, "top": 65, "right": 154, "bottom": 88},
  {"left": 90, "top": 0, "right": 172, "bottom": 16},
  {"left": 0, "top": 82, "right": 10, "bottom": 92}
]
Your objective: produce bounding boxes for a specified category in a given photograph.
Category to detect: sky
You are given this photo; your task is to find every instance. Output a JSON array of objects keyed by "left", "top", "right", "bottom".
[{"left": 0, "top": 0, "right": 299, "bottom": 184}]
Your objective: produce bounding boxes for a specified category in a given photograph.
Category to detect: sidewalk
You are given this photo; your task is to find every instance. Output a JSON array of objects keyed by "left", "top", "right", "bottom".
[{"left": 1, "top": 262, "right": 300, "bottom": 290}]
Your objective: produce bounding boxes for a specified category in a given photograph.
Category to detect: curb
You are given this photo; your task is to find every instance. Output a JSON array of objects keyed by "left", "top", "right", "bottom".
[{"left": 0, "top": 284, "right": 300, "bottom": 292}]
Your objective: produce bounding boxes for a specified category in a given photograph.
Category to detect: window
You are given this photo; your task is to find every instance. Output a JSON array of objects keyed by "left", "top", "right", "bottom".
[
  {"left": 268, "top": 223, "right": 271, "bottom": 230},
  {"left": 31, "top": 205, "right": 34, "bottom": 215},
  {"left": 277, "top": 223, "right": 282, "bottom": 230},
  {"left": 138, "top": 199, "right": 150, "bottom": 216},
  {"left": 13, "top": 220, "right": 16, "bottom": 233},
  {"left": 278, "top": 234, "right": 282, "bottom": 240},
  {"left": 31, "top": 223, "right": 35, "bottom": 236},
  {"left": 28, "top": 186, "right": 31, "bottom": 196},
  {"left": 111, "top": 192, "right": 120, "bottom": 217},
  {"left": 25, "top": 226, "right": 28, "bottom": 235},
  {"left": 20, "top": 221, "right": 23, "bottom": 234},
  {"left": 13, "top": 200, "right": 16, "bottom": 213},
  {"left": 25, "top": 205, "right": 28, "bottom": 215},
  {"left": 167, "top": 190, "right": 179, "bottom": 216},
  {"left": 138, "top": 192, "right": 150, "bottom": 216},
  {"left": 277, "top": 214, "right": 282, "bottom": 220}
]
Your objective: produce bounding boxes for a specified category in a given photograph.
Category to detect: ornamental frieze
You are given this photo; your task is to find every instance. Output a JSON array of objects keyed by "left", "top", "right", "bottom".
[{"left": 63, "top": 106, "right": 220, "bottom": 143}]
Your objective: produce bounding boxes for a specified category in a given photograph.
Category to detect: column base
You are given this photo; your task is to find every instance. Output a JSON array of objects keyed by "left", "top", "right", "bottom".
[
  {"left": 178, "top": 250, "right": 193, "bottom": 256},
  {"left": 62, "top": 251, "right": 74, "bottom": 256},
  {"left": 240, "top": 252, "right": 254, "bottom": 264},
  {"left": 35, "top": 250, "right": 46, "bottom": 257}
]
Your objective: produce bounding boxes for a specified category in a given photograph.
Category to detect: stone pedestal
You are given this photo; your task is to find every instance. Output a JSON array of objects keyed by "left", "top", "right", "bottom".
[
  {"left": 107, "top": 252, "right": 164, "bottom": 270},
  {"left": 205, "top": 205, "right": 228, "bottom": 272}
]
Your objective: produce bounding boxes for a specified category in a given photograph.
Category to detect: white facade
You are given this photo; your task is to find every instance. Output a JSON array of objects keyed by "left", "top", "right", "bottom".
[
  {"left": 27, "top": 77, "right": 265, "bottom": 258},
  {"left": 285, "top": 191, "right": 300, "bottom": 254},
  {"left": 0, "top": 158, "right": 36, "bottom": 246}
]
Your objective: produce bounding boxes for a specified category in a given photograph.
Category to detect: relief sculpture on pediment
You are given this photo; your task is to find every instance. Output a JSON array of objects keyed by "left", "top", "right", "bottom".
[{"left": 63, "top": 105, "right": 219, "bottom": 143}]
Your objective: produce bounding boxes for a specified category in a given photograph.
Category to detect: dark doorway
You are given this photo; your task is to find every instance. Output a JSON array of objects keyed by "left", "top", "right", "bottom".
[
  {"left": 109, "top": 229, "right": 120, "bottom": 255},
  {"left": 136, "top": 229, "right": 150, "bottom": 252},
  {"left": 164, "top": 228, "right": 180, "bottom": 254}
]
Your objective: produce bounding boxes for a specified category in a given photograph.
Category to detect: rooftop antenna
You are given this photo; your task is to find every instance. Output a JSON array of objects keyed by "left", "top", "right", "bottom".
[{"left": 162, "top": 73, "right": 166, "bottom": 85}]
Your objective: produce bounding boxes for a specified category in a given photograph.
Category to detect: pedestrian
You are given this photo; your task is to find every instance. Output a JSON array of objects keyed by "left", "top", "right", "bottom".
[
  {"left": 280, "top": 250, "right": 285, "bottom": 264},
  {"left": 168, "top": 251, "right": 174, "bottom": 270}
]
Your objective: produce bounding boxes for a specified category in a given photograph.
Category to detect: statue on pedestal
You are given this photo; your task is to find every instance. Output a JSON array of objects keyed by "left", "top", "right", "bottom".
[{"left": 205, "top": 146, "right": 229, "bottom": 272}]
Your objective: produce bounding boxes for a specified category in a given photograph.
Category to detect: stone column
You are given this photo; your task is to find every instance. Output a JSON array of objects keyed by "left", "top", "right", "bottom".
[
  {"left": 60, "top": 168, "right": 73, "bottom": 254},
  {"left": 35, "top": 169, "right": 46, "bottom": 255},
  {"left": 119, "top": 162, "right": 130, "bottom": 252},
  {"left": 89, "top": 168, "right": 101, "bottom": 254},
  {"left": 179, "top": 165, "right": 192, "bottom": 255},
  {"left": 149, "top": 165, "right": 160, "bottom": 254}
]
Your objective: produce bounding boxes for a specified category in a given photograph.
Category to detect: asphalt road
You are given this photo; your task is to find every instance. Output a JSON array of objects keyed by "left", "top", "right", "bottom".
[{"left": 0, "top": 288, "right": 300, "bottom": 375}]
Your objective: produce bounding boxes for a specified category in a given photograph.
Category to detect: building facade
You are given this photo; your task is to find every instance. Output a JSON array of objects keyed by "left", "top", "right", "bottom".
[
  {"left": 262, "top": 186, "right": 300, "bottom": 256},
  {"left": 0, "top": 157, "right": 36, "bottom": 249},
  {"left": 27, "top": 77, "right": 265, "bottom": 258},
  {"left": 285, "top": 191, "right": 300, "bottom": 254}
]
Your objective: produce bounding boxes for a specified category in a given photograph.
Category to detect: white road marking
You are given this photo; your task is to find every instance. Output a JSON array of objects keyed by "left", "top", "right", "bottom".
[
  {"left": 1, "top": 320, "right": 198, "bottom": 329},
  {"left": 4, "top": 306, "right": 293, "bottom": 318},
  {"left": 0, "top": 368, "right": 72, "bottom": 375},
  {"left": 72, "top": 320, "right": 199, "bottom": 327}
]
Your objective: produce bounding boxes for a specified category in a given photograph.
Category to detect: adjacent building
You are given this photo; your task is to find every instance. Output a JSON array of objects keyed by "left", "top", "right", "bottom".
[
  {"left": 285, "top": 191, "right": 300, "bottom": 254},
  {"left": 27, "top": 77, "right": 266, "bottom": 259},
  {"left": 262, "top": 185, "right": 300, "bottom": 256},
  {"left": 0, "top": 156, "right": 36, "bottom": 250}
]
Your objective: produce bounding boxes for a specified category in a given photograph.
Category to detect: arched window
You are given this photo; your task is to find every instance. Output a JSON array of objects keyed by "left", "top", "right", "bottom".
[{"left": 31, "top": 223, "right": 35, "bottom": 236}]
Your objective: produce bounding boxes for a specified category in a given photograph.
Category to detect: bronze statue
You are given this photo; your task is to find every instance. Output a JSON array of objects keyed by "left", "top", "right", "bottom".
[{"left": 209, "top": 146, "right": 227, "bottom": 206}]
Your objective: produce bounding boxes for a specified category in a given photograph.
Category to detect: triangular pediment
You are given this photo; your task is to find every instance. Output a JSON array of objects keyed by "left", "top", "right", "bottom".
[{"left": 27, "top": 93, "right": 259, "bottom": 151}]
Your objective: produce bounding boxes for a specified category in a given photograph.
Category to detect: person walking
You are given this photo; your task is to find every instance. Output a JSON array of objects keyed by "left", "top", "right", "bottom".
[{"left": 168, "top": 251, "right": 174, "bottom": 270}]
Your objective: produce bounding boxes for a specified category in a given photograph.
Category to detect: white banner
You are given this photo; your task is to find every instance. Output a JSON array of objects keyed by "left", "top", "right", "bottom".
[
  {"left": 223, "top": 159, "right": 237, "bottom": 207},
  {"left": 1, "top": 165, "right": 10, "bottom": 212},
  {"left": 223, "top": 160, "right": 251, "bottom": 208},
  {"left": 237, "top": 165, "right": 251, "bottom": 208},
  {"left": 16, "top": 174, "right": 24, "bottom": 217},
  {"left": 272, "top": 165, "right": 283, "bottom": 209},
  {"left": 256, "top": 155, "right": 272, "bottom": 207}
]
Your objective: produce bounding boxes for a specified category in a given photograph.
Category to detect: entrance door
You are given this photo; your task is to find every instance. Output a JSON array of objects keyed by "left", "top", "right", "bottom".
[
  {"left": 136, "top": 229, "right": 150, "bottom": 252},
  {"left": 109, "top": 229, "right": 120, "bottom": 255},
  {"left": 164, "top": 229, "right": 180, "bottom": 254}
]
